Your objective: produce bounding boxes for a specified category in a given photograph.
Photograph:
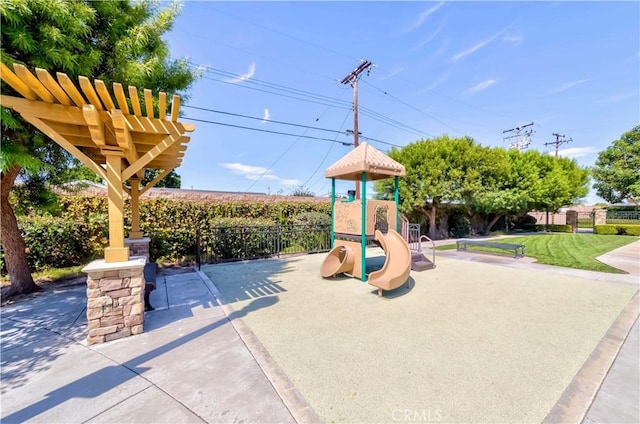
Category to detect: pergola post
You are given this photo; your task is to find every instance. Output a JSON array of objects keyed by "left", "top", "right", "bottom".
[
  {"left": 129, "top": 177, "right": 144, "bottom": 239},
  {"left": 0, "top": 64, "right": 195, "bottom": 344},
  {"left": 103, "top": 148, "right": 129, "bottom": 263}
]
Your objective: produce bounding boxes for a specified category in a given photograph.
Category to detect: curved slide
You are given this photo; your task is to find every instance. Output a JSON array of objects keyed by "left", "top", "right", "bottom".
[
  {"left": 321, "top": 245, "right": 355, "bottom": 278},
  {"left": 368, "top": 229, "right": 412, "bottom": 297}
]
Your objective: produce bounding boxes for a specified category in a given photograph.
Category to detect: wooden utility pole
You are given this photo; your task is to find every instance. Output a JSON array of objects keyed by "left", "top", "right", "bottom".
[
  {"left": 502, "top": 122, "right": 535, "bottom": 150},
  {"left": 544, "top": 133, "right": 572, "bottom": 158},
  {"left": 341, "top": 60, "right": 373, "bottom": 199}
]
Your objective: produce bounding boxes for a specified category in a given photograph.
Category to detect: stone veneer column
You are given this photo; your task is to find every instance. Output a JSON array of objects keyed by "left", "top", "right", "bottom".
[
  {"left": 82, "top": 257, "right": 146, "bottom": 345},
  {"left": 124, "top": 237, "right": 151, "bottom": 259},
  {"left": 566, "top": 210, "right": 578, "bottom": 233},
  {"left": 594, "top": 209, "right": 607, "bottom": 226}
]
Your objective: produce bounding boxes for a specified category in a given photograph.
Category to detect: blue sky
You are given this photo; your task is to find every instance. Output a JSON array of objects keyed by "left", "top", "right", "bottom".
[{"left": 165, "top": 1, "right": 639, "bottom": 203}]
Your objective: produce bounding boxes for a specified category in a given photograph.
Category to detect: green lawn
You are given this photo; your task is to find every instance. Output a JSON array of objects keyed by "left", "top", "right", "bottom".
[{"left": 438, "top": 234, "right": 638, "bottom": 273}]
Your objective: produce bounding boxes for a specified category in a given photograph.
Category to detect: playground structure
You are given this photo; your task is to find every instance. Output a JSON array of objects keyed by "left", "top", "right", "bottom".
[{"left": 320, "top": 142, "right": 418, "bottom": 297}]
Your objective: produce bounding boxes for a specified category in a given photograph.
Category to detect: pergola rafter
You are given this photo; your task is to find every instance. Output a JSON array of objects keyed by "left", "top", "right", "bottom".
[{"left": 0, "top": 63, "right": 196, "bottom": 263}]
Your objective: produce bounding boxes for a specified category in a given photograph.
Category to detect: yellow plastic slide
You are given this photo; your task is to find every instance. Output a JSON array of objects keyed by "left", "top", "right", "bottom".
[{"left": 368, "top": 229, "right": 411, "bottom": 297}]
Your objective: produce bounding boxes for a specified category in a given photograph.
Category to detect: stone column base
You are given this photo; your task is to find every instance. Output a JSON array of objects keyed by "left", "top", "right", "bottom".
[
  {"left": 124, "top": 237, "right": 151, "bottom": 260},
  {"left": 82, "top": 257, "right": 146, "bottom": 345}
]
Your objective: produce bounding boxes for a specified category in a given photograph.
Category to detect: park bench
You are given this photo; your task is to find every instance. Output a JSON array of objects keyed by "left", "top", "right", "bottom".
[
  {"left": 456, "top": 240, "right": 525, "bottom": 259},
  {"left": 143, "top": 262, "right": 157, "bottom": 311}
]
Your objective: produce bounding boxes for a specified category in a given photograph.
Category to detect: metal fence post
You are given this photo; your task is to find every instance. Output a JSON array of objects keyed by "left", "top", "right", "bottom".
[{"left": 196, "top": 226, "right": 201, "bottom": 271}]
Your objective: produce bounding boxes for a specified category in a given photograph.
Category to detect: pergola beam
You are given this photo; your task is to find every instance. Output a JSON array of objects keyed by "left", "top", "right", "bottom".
[
  {"left": 82, "top": 104, "right": 106, "bottom": 147},
  {"left": 0, "top": 62, "right": 38, "bottom": 99},
  {"left": 122, "top": 132, "right": 183, "bottom": 181},
  {"left": 14, "top": 64, "right": 55, "bottom": 102},
  {"left": 0, "top": 66, "right": 195, "bottom": 264},
  {"left": 139, "top": 167, "right": 176, "bottom": 196},
  {"left": 21, "top": 115, "right": 107, "bottom": 181}
]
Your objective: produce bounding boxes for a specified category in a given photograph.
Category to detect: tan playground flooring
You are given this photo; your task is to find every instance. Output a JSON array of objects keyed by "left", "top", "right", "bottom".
[{"left": 203, "top": 250, "right": 637, "bottom": 423}]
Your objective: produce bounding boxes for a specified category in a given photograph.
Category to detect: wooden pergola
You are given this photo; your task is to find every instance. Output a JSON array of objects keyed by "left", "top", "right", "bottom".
[{"left": 0, "top": 63, "right": 195, "bottom": 263}]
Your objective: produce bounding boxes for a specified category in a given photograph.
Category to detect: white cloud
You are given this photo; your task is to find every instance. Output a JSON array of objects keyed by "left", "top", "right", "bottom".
[
  {"left": 262, "top": 108, "right": 270, "bottom": 123},
  {"left": 503, "top": 35, "right": 523, "bottom": 45},
  {"left": 427, "top": 70, "right": 451, "bottom": 90},
  {"left": 451, "top": 23, "right": 514, "bottom": 62},
  {"left": 404, "top": 2, "right": 445, "bottom": 33},
  {"left": 464, "top": 79, "right": 497, "bottom": 95},
  {"left": 556, "top": 147, "right": 598, "bottom": 159},
  {"left": 279, "top": 179, "right": 300, "bottom": 186},
  {"left": 377, "top": 66, "right": 404, "bottom": 81},
  {"left": 594, "top": 91, "right": 639, "bottom": 105},
  {"left": 223, "top": 62, "right": 256, "bottom": 83},
  {"left": 219, "top": 162, "right": 298, "bottom": 186},
  {"left": 219, "top": 162, "right": 268, "bottom": 176},
  {"left": 409, "top": 22, "right": 444, "bottom": 52},
  {"left": 532, "top": 78, "right": 591, "bottom": 97}
]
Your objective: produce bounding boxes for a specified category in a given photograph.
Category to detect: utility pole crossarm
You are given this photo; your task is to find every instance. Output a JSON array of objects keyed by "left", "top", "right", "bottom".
[
  {"left": 502, "top": 121, "right": 535, "bottom": 150},
  {"left": 340, "top": 60, "right": 374, "bottom": 199},
  {"left": 544, "top": 132, "right": 572, "bottom": 158}
]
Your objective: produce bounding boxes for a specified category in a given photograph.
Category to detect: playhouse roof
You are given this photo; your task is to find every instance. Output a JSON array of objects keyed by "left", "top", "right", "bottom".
[{"left": 325, "top": 142, "right": 406, "bottom": 181}]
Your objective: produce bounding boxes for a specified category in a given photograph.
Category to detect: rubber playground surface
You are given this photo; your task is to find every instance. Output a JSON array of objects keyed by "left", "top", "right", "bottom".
[{"left": 203, "top": 249, "right": 637, "bottom": 423}]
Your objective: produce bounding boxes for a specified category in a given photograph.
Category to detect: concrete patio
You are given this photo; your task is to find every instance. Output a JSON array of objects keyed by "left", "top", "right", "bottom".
[{"left": 1, "top": 240, "right": 638, "bottom": 423}]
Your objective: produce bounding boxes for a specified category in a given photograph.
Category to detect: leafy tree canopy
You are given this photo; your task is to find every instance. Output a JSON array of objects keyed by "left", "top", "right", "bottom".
[
  {"left": 374, "top": 135, "right": 497, "bottom": 238},
  {"left": 0, "top": 0, "right": 198, "bottom": 295},
  {"left": 141, "top": 169, "right": 181, "bottom": 189},
  {"left": 592, "top": 125, "right": 640, "bottom": 205}
]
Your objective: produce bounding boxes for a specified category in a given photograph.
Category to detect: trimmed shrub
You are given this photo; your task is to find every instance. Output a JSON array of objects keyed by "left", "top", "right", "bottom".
[
  {"left": 10, "top": 196, "right": 332, "bottom": 272},
  {"left": 534, "top": 224, "right": 572, "bottom": 233},
  {"left": 19, "top": 215, "right": 100, "bottom": 270},
  {"left": 448, "top": 210, "right": 472, "bottom": 238},
  {"left": 517, "top": 214, "right": 538, "bottom": 231},
  {"left": 290, "top": 211, "right": 331, "bottom": 227},
  {"left": 594, "top": 224, "right": 640, "bottom": 236}
]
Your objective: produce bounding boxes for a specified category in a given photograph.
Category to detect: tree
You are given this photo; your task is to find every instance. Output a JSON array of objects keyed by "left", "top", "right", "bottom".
[
  {"left": 374, "top": 136, "right": 495, "bottom": 239},
  {"left": 535, "top": 153, "right": 589, "bottom": 212},
  {"left": 141, "top": 169, "right": 181, "bottom": 189},
  {"left": 468, "top": 149, "right": 588, "bottom": 234},
  {"left": 592, "top": 125, "right": 640, "bottom": 205},
  {"left": 467, "top": 148, "right": 537, "bottom": 234},
  {"left": 290, "top": 186, "right": 315, "bottom": 197},
  {"left": 1, "top": 1, "right": 198, "bottom": 295}
]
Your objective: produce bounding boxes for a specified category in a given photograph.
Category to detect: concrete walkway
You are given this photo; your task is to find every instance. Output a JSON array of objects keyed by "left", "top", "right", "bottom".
[
  {"left": 596, "top": 239, "right": 640, "bottom": 275},
  {"left": 1, "top": 239, "right": 638, "bottom": 423},
  {"left": 1, "top": 271, "right": 315, "bottom": 424}
]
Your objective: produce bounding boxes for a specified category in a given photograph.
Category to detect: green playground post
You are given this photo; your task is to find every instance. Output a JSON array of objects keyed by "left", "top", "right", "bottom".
[
  {"left": 361, "top": 173, "right": 367, "bottom": 282},
  {"left": 330, "top": 178, "right": 335, "bottom": 248},
  {"left": 394, "top": 176, "right": 400, "bottom": 232}
]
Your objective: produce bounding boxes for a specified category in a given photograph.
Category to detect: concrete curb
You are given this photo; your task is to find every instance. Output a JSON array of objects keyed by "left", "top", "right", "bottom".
[
  {"left": 196, "top": 269, "right": 321, "bottom": 424},
  {"left": 543, "top": 290, "right": 640, "bottom": 423}
]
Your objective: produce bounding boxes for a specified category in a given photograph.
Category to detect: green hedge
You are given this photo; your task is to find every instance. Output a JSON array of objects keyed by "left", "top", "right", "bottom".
[
  {"left": 18, "top": 215, "right": 106, "bottom": 270},
  {"left": 2, "top": 196, "right": 332, "bottom": 273},
  {"left": 534, "top": 224, "right": 573, "bottom": 233},
  {"left": 594, "top": 224, "right": 640, "bottom": 236}
]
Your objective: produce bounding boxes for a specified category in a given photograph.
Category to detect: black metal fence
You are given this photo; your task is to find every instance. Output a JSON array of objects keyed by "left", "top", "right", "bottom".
[
  {"left": 196, "top": 224, "right": 331, "bottom": 268},
  {"left": 607, "top": 210, "right": 640, "bottom": 224},
  {"left": 576, "top": 211, "right": 594, "bottom": 232}
]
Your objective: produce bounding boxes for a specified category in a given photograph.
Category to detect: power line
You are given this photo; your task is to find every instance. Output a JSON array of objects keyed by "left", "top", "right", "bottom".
[
  {"left": 191, "top": 63, "right": 431, "bottom": 138},
  {"left": 300, "top": 109, "right": 353, "bottom": 189},
  {"left": 244, "top": 85, "right": 353, "bottom": 191},
  {"left": 183, "top": 104, "right": 401, "bottom": 148},
  {"left": 184, "top": 105, "right": 348, "bottom": 135},
  {"left": 361, "top": 79, "right": 466, "bottom": 136},
  {"left": 200, "top": 3, "right": 359, "bottom": 62},
  {"left": 183, "top": 116, "right": 354, "bottom": 146}
]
